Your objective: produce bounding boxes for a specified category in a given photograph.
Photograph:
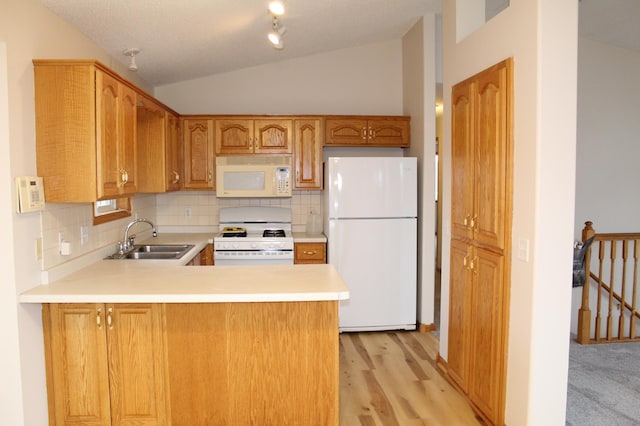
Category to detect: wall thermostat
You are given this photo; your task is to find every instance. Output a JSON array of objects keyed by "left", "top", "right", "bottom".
[{"left": 15, "top": 176, "right": 45, "bottom": 213}]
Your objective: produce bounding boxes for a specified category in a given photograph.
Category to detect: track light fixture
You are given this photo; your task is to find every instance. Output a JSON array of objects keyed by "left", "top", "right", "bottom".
[
  {"left": 267, "top": 1, "right": 286, "bottom": 50},
  {"left": 122, "top": 48, "right": 140, "bottom": 71}
]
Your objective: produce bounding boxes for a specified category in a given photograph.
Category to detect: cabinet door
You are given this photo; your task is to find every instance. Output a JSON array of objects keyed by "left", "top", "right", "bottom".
[
  {"left": 165, "top": 112, "right": 182, "bottom": 191},
  {"left": 293, "top": 119, "right": 322, "bottom": 189},
  {"left": 215, "top": 119, "right": 253, "bottom": 155},
  {"left": 324, "top": 118, "right": 368, "bottom": 146},
  {"left": 183, "top": 119, "right": 214, "bottom": 189},
  {"left": 254, "top": 119, "right": 292, "bottom": 153},
  {"left": 450, "top": 81, "right": 475, "bottom": 241},
  {"left": 447, "top": 239, "right": 472, "bottom": 391},
  {"left": 44, "top": 304, "right": 111, "bottom": 426},
  {"left": 96, "top": 71, "right": 122, "bottom": 199},
  {"left": 96, "top": 72, "right": 137, "bottom": 199},
  {"left": 120, "top": 85, "right": 138, "bottom": 196},
  {"left": 107, "top": 304, "right": 169, "bottom": 426},
  {"left": 136, "top": 96, "right": 167, "bottom": 193},
  {"left": 473, "top": 62, "right": 510, "bottom": 250},
  {"left": 468, "top": 247, "right": 506, "bottom": 426},
  {"left": 368, "top": 118, "right": 410, "bottom": 146}
]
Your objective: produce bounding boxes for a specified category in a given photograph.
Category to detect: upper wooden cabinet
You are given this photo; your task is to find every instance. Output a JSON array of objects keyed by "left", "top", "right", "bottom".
[
  {"left": 293, "top": 118, "right": 323, "bottom": 190},
  {"left": 34, "top": 60, "right": 138, "bottom": 202},
  {"left": 183, "top": 118, "right": 215, "bottom": 189},
  {"left": 137, "top": 95, "right": 182, "bottom": 193},
  {"left": 216, "top": 117, "right": 292, "bottom": 155},
  {"left": 324, "top": 116, "right": 410, "bottom": 147},
  {"left": 43, "top": 303, "right": 170, "bottom": 426}
]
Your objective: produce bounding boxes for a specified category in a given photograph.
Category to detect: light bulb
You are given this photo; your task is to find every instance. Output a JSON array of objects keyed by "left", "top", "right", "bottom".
[
  {"left": 268, "top": 31, "right": 282, "bottom": 47},
  {"left": 268, "top": 0, "right": 285, "bottom": 16}
]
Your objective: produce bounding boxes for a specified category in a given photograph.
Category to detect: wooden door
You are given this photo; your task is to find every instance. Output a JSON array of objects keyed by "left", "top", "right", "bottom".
[
  {"left": 473, "top": 61, "right": 510, "bottom": 250},
  {"left": 96, "top": 71, "right": 121, "bottom": 199},
  {"left": 136, "top": 96, "right": 166, "bottom": 193},
  {"left": 368, "top": 118, "right": 409, "bottom": 146},
  {"left": 467, "top": 247, "right": 506, "bottom": 426},
  {"left": 183, "top": 119, "right": 214, "bottom": 189},
  {"left": 120, "top": 84, "right": 138, "bottom": 196},
  {"left": 450, "top": 81, "right": 474, "bottom": 241},
  {"left": 165, "top": 112, "right": 182, "bottom": 191},
  {"left": 215, "top": 119, "right": 253, "bottom": 155},
  {"left": 324, "top": 118, "right": 367, "bottom": 145},
  {"left": 44, "top": 303, "right": 111, "bottom": 426},
  {"left": 106, "top": 304, "right": 169, "bottom": 426},
  {"left": 447, "top": 239, "right": 472, "bottom": 390},
  {"left": 254, "top": 119, "right": 292, "bottom": 153},
  {"left": 293, "top": 118, "right": 322, "bottom": 189}
]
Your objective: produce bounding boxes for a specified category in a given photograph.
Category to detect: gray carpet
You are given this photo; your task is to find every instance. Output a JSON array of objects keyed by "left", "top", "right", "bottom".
[{"left": 566, "top": 337, "right": 640, "bottom": 425}]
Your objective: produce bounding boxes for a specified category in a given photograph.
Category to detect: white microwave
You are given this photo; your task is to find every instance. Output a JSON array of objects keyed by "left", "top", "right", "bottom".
[{"left": 216, "top": 156, "right": 292, "bottom": 198}]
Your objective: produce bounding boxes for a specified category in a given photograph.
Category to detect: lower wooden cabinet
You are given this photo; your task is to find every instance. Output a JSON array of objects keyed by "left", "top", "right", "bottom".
[
  {"left": 187, "top": 244, "right": 214, "bottom": 266},
  {"left": 42, "top": 303, "right": 170, "bottom": 426},
  {"left": 294, "top": 242, "right": 326, "bottom": 264},
  {"left": 42, "top": 300, "right": 339, "bottom": 425}
]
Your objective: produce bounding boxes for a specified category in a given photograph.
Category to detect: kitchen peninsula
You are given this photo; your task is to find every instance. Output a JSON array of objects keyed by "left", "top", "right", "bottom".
[{"left": 20, "top": 235, "right": 348, "bottom": 426}]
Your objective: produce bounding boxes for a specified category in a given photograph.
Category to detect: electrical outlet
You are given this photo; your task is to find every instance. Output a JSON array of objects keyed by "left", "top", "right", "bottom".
[
  {"left": 80, "top": 226, "right": 89, "bottom": 245},
  {"left": 185, "top": 207, "right": 192, "bottom": 218}
]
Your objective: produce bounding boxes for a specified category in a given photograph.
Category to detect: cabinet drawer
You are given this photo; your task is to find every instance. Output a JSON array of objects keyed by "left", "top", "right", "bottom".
[{"left": 294, "top": 242, "right": 326, "bottom": 264}]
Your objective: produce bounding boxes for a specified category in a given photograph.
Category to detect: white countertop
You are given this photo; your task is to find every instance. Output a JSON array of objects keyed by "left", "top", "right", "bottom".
[
  {"left": 20, "top": 233, "right": 348, "bottom": 304},
  {"left": 292, "top": 232, "right": 327, "bottom": 243}
]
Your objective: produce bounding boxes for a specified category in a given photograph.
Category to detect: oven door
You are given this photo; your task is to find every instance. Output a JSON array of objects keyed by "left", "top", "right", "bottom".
[{"left": 215, "top": 257, "right": 293, "bottom": 266}]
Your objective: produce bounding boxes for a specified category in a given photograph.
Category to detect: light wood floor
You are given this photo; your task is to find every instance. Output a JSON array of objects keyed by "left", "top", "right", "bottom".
[{"left": 339, "top": 331, "right": 483, "bottom": 426}]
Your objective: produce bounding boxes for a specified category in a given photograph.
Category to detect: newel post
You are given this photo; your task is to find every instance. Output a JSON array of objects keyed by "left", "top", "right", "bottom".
[{"left": 577, "top": 221, "right": 595, "bottom": 343}]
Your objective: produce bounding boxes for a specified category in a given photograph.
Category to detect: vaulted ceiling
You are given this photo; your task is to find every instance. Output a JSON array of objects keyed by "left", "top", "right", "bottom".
[{"left": 38, "top": 0, "right": 639, "bottom": 87}]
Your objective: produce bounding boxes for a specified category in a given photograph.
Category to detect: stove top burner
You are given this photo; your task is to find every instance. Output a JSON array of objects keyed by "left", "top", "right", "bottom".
[{"left": 263, "top": 229, "right": 286, "bottom": 238}]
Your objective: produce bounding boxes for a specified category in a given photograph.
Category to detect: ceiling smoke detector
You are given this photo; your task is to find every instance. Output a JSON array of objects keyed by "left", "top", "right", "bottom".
[{"left": 123, "top": 48, "right": 140, "bottom": 71}]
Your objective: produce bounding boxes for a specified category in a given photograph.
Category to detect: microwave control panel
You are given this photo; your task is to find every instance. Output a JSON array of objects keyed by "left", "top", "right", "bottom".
[{"left": 275, "top": 167, "right": 291, "bottom": 195}]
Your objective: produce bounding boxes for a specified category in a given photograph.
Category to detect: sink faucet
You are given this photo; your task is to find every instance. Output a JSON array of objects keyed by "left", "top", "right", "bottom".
[{"left": 121, "top": 218, "right": 157, "bottom": 252}]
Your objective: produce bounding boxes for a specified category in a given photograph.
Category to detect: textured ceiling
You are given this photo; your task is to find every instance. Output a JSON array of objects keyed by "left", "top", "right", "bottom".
[
  {"left": 38, "top": 0, "right": 640, "bottom": 87},
  {"left": 39, "top": 0, "right": 441, "bottom": 86}
]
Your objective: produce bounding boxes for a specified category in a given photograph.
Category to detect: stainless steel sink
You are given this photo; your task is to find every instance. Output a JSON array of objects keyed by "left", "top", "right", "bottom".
[
  {"left": 133, "top": 244, "right": 194, "bottom": 253},
  {"left": 107, "top": 244, "right": 195, "bottom": 260}
]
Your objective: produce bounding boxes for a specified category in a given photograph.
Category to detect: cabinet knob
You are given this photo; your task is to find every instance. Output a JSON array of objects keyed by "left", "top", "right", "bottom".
[
  {"left": 303, "top": 250, "right": 317, "bottom": 255},
  {"left": 96, "top": 307, "right": 102, "bottom": 328},
  {"left": 208, "top": 170, "right": 213, "bottom": 182},
  {"left": 172, "top": 171, "right": 180, "bottom": 184},
  {"left": 362, "top": 128, "right": 367, "bottom": 140}
]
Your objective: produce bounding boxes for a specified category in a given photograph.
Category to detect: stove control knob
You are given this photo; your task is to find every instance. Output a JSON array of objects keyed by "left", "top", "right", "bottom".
[{"left": 251, "top": 243, "right": 257, "bottom": 249}]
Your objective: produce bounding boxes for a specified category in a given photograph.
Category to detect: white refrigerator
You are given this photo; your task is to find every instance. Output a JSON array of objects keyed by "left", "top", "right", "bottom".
[{"left": 324, "top": 157, "right": 417, "bottom": 331}]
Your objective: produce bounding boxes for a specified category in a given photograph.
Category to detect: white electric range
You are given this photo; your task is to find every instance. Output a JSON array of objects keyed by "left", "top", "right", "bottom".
[{"left": 214, "top": 206, "right": 294, "bottom": 266}]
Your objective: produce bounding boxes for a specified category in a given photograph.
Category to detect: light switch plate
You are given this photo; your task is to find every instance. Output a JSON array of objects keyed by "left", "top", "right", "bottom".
[{"left": 517, "top": 238, "right": 530, "bottom": 262}]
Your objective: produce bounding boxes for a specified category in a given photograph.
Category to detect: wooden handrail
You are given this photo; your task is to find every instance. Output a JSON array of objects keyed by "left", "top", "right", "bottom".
[{"left": 577, "top": 221, "right": 640, "bottom": 344}]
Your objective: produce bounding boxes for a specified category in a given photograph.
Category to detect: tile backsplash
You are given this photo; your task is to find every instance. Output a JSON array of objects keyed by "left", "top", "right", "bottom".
[
  {"left": 40, "top": 191, "right": 322, "bottom": 270},
  {"left": 155, "top": 191, "right": 322, "bottom": 227}
]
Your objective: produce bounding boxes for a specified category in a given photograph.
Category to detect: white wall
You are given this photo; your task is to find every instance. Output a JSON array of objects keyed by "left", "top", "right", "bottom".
[
  {"left": 571, "top": 38, "right": 640, "bottom": 334},
  {"left": 155, "top": 40, "right": 403, "bottom": 115},
  {"left": 0, "top": 40, "right": 25, "bottom": 426},
  {"left": 0, "top": 1, "right": 154, "bottom": 423},
  {"left": 574, "top": 38, "right": 640, "bottom": 235},
  {"left": 402, "top": 16, "right": 438, "bottom": 327},
  {"left": 440, "top": 0, "right": 578, "bottom": 424}
]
